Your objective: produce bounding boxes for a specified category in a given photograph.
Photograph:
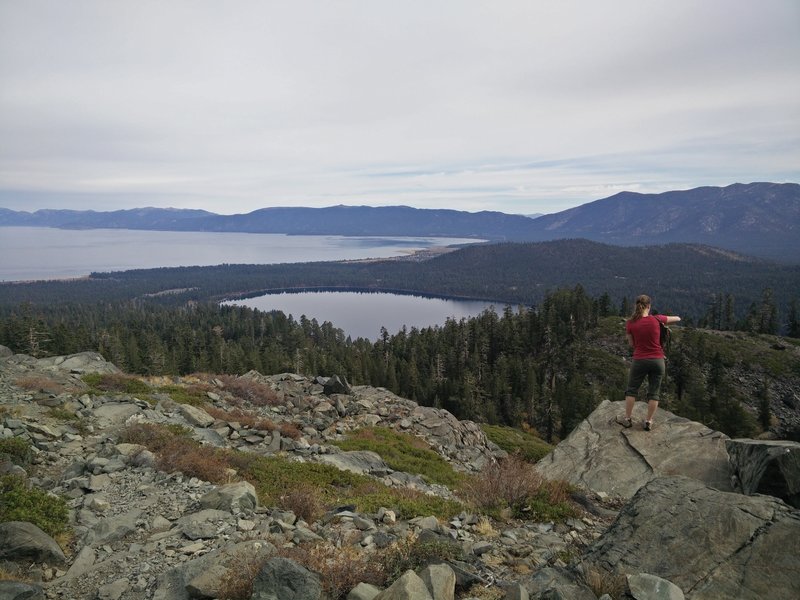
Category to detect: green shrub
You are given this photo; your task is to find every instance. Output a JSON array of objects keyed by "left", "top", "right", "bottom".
[
  {"left": 481, "top": 424, "right": 553, "bottom": 463},
  {"left": 236, "top": 454, "right": 463, "bottom": 520},
  {"left": 156, "top": 384, "right": 209, "bottom": 406},
  {"left": 0, "top": 475, "right": 69, "bottom": 536},
  {"left": 332, "top": 427, "right": 463, "bottom": 487},
  {"left": 0, "top": 437, "right": 32, "bottom": 465},
  {"left": 123, "top": 423, "right": 464, "bottom": 520},
  {"left": 82, "top": 373, "right": 151, "bottom": 395}
]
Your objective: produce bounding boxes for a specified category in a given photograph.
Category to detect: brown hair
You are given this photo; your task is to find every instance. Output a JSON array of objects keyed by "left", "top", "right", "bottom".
[{"left": 629, "top": 294, "right": 651, "bottom": 322}]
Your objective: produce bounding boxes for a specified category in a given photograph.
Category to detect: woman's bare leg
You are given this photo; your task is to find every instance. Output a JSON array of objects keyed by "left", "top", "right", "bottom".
[
  {"left": 646, "top": 399, "right": 658, "bottom": 423},
  {"left": 625, "top": 395, "right": 635, "bottom": 419}
]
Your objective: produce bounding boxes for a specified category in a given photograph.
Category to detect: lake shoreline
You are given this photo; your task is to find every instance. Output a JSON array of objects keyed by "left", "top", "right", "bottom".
[{"left": 222, "top": 285, "right": 519, "bottom": 308}]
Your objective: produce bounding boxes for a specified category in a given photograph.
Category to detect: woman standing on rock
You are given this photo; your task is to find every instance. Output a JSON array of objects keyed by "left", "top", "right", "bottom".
[{"left": 618, "top": 294, "right": 681, "bottom": 431}]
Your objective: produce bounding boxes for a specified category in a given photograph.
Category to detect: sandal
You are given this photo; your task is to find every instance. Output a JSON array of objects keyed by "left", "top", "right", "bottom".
[
  {"left": 644, "top": 420, "right": 652, "bottom": 431},
  {"left": 616, "top": 416, "right": 632, "bottom": 428}
]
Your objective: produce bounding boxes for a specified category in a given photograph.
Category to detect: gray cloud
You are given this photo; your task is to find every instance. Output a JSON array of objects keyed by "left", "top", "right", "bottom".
[{"left": 0, "top": 0, "right": 798, "bottom": 214}]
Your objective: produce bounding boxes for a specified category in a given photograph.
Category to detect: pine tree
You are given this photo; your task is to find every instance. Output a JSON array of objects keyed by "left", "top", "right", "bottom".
[
  {"left": 758, "top": 378, "right": 771, "bottom": 431},
  {"left": 787, "top": 299, "right": 800, "bottom": 338}
]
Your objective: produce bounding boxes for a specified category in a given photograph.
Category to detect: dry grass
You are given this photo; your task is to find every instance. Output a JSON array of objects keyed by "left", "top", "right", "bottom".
[
  {"left": 460, "top": 584, "right": 504, "bottom": 600},
  {"left": 278, "top": 484, "right": 324, "bottom": 523},
  {"left": 204, "top": 406, "right": 278, "bottom": 431},
  {"left": 216, "top": 550, "right": 269, "bottom": 600},
  {"left": 279, "top": 543, "right": 385, "bottom": 600},
  {"left": 218, "top": 375, "right": 279, "bottom": 407},
  {"left": 580, "top": 565, "right": 627, "bottom": 599},
  {"left": 119, "top": 423, "right": 232, "bottom": 484},
  {"left": 0, "top": 566, "right": 33, "bottom": 582},
  {"left": 203, "top": 406, "right": 303, "bottom": 440},
  {"left": 458, "top": 454, "right": 574, "bottom": 520},
  {"left": 14, "top": 375, "right": 68, "bottom": 395},
  {"left": 473, "top": 516, "right": 498, "bottom": 537},
  {"left": 279, "top": 421, "right": 303, "bottom": 440}
]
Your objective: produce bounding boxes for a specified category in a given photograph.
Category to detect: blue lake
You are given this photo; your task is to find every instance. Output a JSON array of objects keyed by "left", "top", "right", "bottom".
[
  {"left": 225, "top": 290, "right": 507, "bottom": 340},
  {"left": 0, "top": 226, "right": 500, "bottom": 338},
  {"left": 0, "top": 227, "right": 481, "bottom": 282}
]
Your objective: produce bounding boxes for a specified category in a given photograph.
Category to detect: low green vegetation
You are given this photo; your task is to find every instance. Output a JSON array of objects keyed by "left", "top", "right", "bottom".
[
  {"left": 331, "top": 427, "right": 463, "bottom": 487},
  {"left": 480, "top": 424, "right": 553, "bottom": 463},
  {"left": 121, "top": 422, "right": 464, "bottom": 520},
  {"left": 244, "top": 456, "right": 462, "bottom": 519},
  {"left": 154, "top": 384, "right": 209, "bottom": 406},
  {"left": 82, "top": 372, "right": 151, "bottom": 395},
  {"left": 0, "top": 437, "right": 32, "bottom": 465},
  {"left": 82, "top": 373, "right": 213, "bottom": 407},
  {"left": 0, "top": 475, "right": 69, "bottom": 537}
]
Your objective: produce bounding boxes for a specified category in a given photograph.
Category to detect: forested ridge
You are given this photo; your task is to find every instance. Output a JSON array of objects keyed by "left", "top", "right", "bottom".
[
  {"left": 2, "top": 239, "right": 799, "bottom": 441},
  {"left": 2, "top": 239, "right": 799, "bottom": 323},
  {"left": 2, "top": 285, "right": 798, "bottom": 442}
]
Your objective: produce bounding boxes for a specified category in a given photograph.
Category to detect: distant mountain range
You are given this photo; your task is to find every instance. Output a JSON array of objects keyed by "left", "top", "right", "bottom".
[
  {"left": 1, "top": 182, "right": 797, "bottom": 262},
  {"left": 525, "top": 182, "right": 799, "bottom": 262}
]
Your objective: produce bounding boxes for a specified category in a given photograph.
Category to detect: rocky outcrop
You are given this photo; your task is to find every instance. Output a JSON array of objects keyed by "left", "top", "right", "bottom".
[
  {"left": 0, "top": 581, "right": 44, "bottom": 600},
  {"left": 250, "top": 557, "right": 323, "bottom": 600},
  {"left": 0, "top": 352, "right": 601, "bottom": 598},
  {"left": 581, "top": 476, "right": 800, "bottom": 599},
  {"left": 0, "top": 522, "right": 67, "bottom": 565},
  {"left": 36, "top": 352, "right": 120, "bottom": 375},
  {"left": 2, "top": 350, "right": 798, "bottom": 600},
  {"left": 535, "top": 400, "right": 732, "bottom": 498},
  {"left": 727, "top": 438, "right": 800, "bottom": 508}
]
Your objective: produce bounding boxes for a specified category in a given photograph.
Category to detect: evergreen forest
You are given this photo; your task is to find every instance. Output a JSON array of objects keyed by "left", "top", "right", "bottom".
[
  {"left": 3, "top": 283, "right": 798, "bottom": 443},
  {"left": 2, "top": 239, "right": 799, "bottom": 442}
]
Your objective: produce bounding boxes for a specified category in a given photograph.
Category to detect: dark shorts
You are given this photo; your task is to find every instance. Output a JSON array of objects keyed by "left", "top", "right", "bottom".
[{"left": 625, "top": 358, "right": 666, "bottom": 401}]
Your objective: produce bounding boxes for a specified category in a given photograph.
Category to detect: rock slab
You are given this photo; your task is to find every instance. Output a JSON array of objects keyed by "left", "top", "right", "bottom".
[
  {"left": 0, "top": 521, "right": 66, "bottom": 565},
  {"left": 535, "top": 400, "right": 732, "bottom": 498},
  {"left": 251, "top": 557, "right": 323, "bottom": 600},
  {"left": 582, "top": 476, "right": 800, "bottom": 599},
  {"left": 727, "top": 438, "right": 800, "bottom": 508}
]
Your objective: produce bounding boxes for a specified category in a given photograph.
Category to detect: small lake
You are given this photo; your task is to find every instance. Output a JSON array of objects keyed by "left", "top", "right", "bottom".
[
  {"left": 225, "top": 290, "right": 505, "bottom": 340},
  {"left": 0, "top": 227, "right": 482, "bottom": 282}
]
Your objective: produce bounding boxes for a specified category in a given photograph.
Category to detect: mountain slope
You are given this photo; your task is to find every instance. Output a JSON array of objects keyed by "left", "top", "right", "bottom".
[{"left": 525, "top": 182, "right": 800, "bottom": 261}]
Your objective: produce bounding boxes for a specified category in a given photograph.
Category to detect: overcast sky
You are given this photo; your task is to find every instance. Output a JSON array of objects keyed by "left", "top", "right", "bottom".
[{"left": 1, "top": 1, "right": 798, "bottom": 216}]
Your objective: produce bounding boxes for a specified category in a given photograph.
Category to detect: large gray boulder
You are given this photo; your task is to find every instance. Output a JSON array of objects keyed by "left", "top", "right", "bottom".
[
  {"left": 520, "top": 567, "right": 596, "bottom": 600},
  {"left": 627, "top": 573, "right": 685, "bottom": 600},
  {"left": 316, "top": 450, "right": 392, "bottom": 476},
  {"left": 198, "top": 481, "right": 258, "bottom": 513},
  {"left": 0, "top": 581, "right": 43, "bottom": 600},
  {"left": 0, "top": 345, "right": 13, "bottom": 360},
  {"left": 0, "top": 522, "right": 67, "bottom": 565},
  {"left": 581, "top": 476, "right": 800, "bottom": 599},
  {"left": 37, "top": 351, "right": 120, "bottom": 374},
  {"left": 185, "top": 540, "right": 276, "bottom": 598},
  {"left": 418, "top": 564, "right": 456, "bottom": 600},
  {"left": 322, "top": 374, "right": 351, "bottom": 396},
  {"left": 250, "top": 557, "right": 323, "bottom": 600},
  {"left": 535, "top": 400, "right": 732, "bottom": 498},
  {"left": 152, "top": 541, "right": 275, "bottom": 600},
  {"left": 178, "top": 404, "right": 215, "bottom": 428},
  {"left": 727, "top": 438, "right": 800, "bottom": 508},
  {"left": 374, "top": 570, "right": 433, "bottom": 600}
]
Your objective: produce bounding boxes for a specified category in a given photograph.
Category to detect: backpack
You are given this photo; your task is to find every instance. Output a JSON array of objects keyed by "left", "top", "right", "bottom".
[{"left": 654, "top": 315, "right": 672, "bottom": 354}]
